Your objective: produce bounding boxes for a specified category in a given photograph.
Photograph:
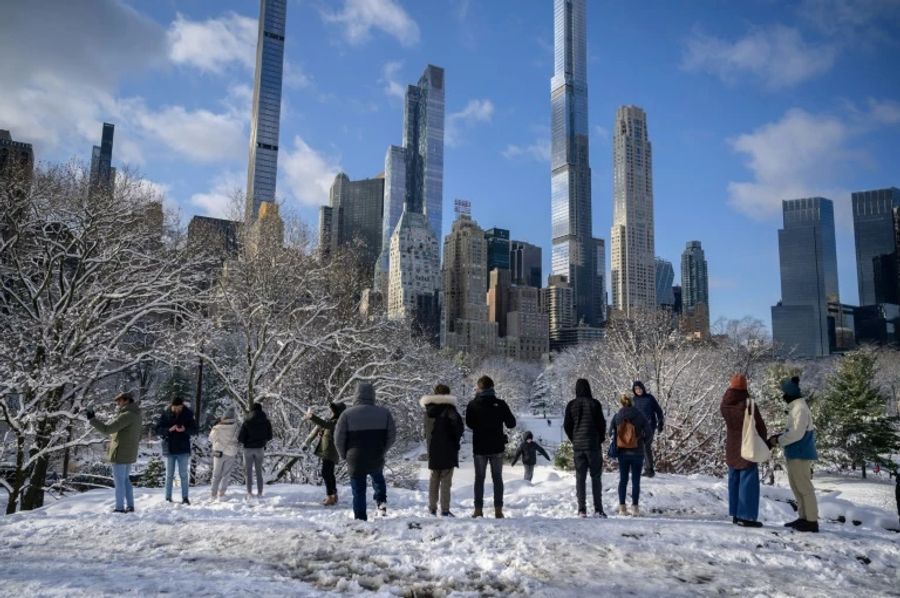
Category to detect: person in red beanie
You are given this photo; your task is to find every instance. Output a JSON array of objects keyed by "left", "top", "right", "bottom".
[{"left": 720, "top": 373, "right": 767, "bottom": 527}]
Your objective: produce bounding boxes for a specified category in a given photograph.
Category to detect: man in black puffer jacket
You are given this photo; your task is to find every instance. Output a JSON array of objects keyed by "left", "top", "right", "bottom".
[
  {"left": 564, "top": 378, "right": 607, "bottom": 517},
  {"left": 239, "top": 403, "right": 273, "bottom": 498},
  {"left": 465, "top": 375, "right": 516, "bottom": 519}
]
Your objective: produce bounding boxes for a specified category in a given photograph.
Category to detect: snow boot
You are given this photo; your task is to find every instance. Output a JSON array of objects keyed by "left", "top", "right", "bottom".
[
  {"left": 472, "top": 507, "right": 484, "bottom": 518},
  {"left": 125, "top": 506, "right": 135, "bottom": 513},
  {"left": 594, "top": 510, "right": 608, "bottom": 519},
  {"left": 783, "top": 518, "right": 803, "bottom": 528},
  {"left": 795, "top": 520, "right": 819, "bottom": 533},
  {"left": 736, "top": 518, "right": 763, "bottom": 528},
  {"left": 113, "top": 508, "right": 127, "bottom": 513},
  {"left": 732, "top": 516, "right": 738, "bottom": 524},
  {"left": 578, "top": 511, "right": 587, "bottom": 518},
  {"left": 441, "top": 511, "right": 455, "bottom": 518},
  {"left": 182, "top": 498, "right": 191, "bottom": 506},
  {"left": 429, "top": 508, "right": 437, "bottom": 516},
  {"left": 630, "top": 505, "right": 640, "bottom": 517},
  {"left": 617, "top": 504, "right": 628, "bottom": 516},
  {"left": 494, "top": 506, "right": 505, "bottom": 519},
  {"left": 322, "top": 495, "right": 338, "bottom": 506}
]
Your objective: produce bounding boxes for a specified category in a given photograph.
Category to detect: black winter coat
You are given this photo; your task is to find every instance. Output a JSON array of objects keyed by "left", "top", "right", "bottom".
[
  {"left": 239, "top": 410, "right": 273, "bottom": 449},
  {"left": 511, "top": 432, "right": 550, "bottom": 466},
  {"left": 564, "top": 395, "right": 606, "bottom": 451},
  {"left": 465, "top": 388, "right": 516, "bottom": 456},
  {"left": 420, "top": 395, "right": 464, "bottom": 470},
  {"left": 155, "top": 406, "right": 198, "bottom": 455}
]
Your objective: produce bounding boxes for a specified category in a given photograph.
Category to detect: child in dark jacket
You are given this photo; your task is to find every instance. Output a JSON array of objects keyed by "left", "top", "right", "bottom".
[{"left": 511, "top": 431, "right": 551, "bottom": 482}]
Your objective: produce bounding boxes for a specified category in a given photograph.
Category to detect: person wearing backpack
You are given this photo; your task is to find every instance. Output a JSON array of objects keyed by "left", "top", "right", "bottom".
[
  {"left": 209, "top": 407, "right": 241, "bottom": 500},
  {"left": 420, "top": 384, "right": 464, "bottom": 517},
  {"left": 720, "top": 374, "right": 768, "bottom": 527},
  {"left": 510, "top": 431, "right": 551, "bottom": 482},
  {"left": 768, "top": 377, "right": 819, "bottom": 533},
  {"left": 563, "top": 378, "right": 607, "bottom": 518},
  {"left": 239, "top": 402, "right": 274, "bottom": 499},
  {"left": 632, "top": 381, "right": 664, "bottom": 478},
  {"left": 608, "top": 393, "right": 650, "bottom": 516},
  {"left": 465, "top": 375, "right": 516, "bottom": 519},
  {"left": 304, "top": 401, "right": 347, "bottom": 506}
]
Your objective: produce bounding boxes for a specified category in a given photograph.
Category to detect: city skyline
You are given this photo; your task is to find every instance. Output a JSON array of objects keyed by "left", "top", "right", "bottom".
[{"left": 3, "top": 1, "right": 900, "bottom": 330}]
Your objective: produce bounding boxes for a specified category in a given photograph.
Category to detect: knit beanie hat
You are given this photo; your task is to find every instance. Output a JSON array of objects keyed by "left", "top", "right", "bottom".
[
  {"left": 729, "top": 374, "right": 747, "bottom": 391},
  {"left": 781, "top": 378, "right": 801, "bottom": 399},
  {"left": 222, "top": 407, "right": 236, "bottom": 420}
]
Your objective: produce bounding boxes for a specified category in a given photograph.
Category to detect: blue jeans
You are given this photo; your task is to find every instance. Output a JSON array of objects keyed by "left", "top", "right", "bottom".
[
  {"left": 165, "top": 453, "right": 190, "bottom": 500},
  {"left": 617, "top": 454, "right": 644, "bottom": 505},
  {"left": 728, "top": 464, "right": 760, "bottom": 521},
  {"left": 349, "top": 471, "right": 387, "bottom": 521},
  {"left": 111, "top": 463, "right": 133, "bottom": 510}
]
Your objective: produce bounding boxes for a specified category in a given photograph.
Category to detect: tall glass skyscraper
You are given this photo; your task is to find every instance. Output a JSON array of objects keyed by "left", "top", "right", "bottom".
[
  {"left": 654, "top": 257, "right": 675, "bottom": 306},
  {"left": 550, "top": 0, "right": 599, "bottom": 327},
  {"left": 681, "top": 241, "right": 709, "bottom": 309},
  {"left": 89, "top": 122, "right": 115, "bottom": 194},
  {"left": 852, "top": 187, "right": 900, "bottom": 306},
  {"left": 245, "top": 0, "right": 286, "bottom": 223},
  {"left": 772, "top": 198, "right": 839, "bottom": 357},
  {"left": 611, "top": 106, "right": 655, "bottom": 316}
]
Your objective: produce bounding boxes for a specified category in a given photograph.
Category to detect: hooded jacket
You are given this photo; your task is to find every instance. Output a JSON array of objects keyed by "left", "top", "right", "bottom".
[
  {"left": 309, "top": 402, "right": 346, "bottom": 464},
  {"left": 511, "top": 432, "right": 551, "bottom": 466},
  {"left": 239, "top": 407, "right": 274, "bottom": 449},
  {"left": 335, "top": 383, "right": 396, "bottom": 476},
  {"left": 720, "top": 388, "right": 767, "bottom": 469},
  {"left": 465, "top": 387, "right": 516, "bottom": 456},
  {"left": 564, "top": 393, "right": 606, "bottom": 451},
  {"left": 632, "top": 381, "right": 665, "bottom": 433},
  {"left": 608, "top": 406, "right": 651, "bottom": 456},
  {"left": 209, "top": 418, "right": 241, "bottom": 458},
  {"left": 155, "top": 406, "right": 198, "bottom": 455},
  {"left": 90, "top": 403, "right": 142, "bottom": 464},
  {"left": 420, "top": 394, "right": 464, "bottom": 470}
]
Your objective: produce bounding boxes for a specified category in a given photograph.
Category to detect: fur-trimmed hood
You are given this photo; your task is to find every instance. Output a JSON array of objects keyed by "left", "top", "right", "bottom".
[{"left": 419, "top": 394, "right": 458, "bottom": 408}]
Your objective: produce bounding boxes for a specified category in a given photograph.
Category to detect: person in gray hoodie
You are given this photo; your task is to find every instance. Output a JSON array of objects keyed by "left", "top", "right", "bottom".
[{"left": 335, "top": 382, "right": 396, "bottom": 521}]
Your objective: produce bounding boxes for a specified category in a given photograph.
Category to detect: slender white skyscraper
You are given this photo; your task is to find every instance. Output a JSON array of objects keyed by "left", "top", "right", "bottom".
[
  {"left": 246, "top": 0, "right": 287, "bottom": 224},
  {"left": 551, "top": 0, "right": 601, "bottom": 327},
  {"left": 611, "top": 105, "right": 655, "bottom": 315}
]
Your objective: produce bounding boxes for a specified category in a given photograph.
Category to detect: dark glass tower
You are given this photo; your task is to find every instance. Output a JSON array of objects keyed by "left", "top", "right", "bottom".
[
  {"left": 550, "top": 0, "right": 599, "bottom": 327},
  {"left": 89, "top": 122, "right": 115, "bottom": 194},
  {"left": 511, "top": 240, "right": 543, "bottom": 289},
  {"left": 485, "top": 227, "right": 511, "bottom": 289},
  {"left": 245, "top": 0, "right": 286, "bottom": 223},
  {"left": 852, "top": 187, "right": 900, "bottom": 306}
]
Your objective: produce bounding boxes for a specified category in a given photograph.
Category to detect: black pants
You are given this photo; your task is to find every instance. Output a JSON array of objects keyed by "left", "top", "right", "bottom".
[
  {"left": 473, "top": 453, "right": 504, "bottom": 508},
  {"left": 574, "top": 449, "right": 603, "bottom": 513},
  {"left": 322, "top": 459, "right": 337, "bottom": 495}
]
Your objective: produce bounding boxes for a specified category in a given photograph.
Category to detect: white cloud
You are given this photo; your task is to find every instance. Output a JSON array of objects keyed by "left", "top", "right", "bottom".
[
  {"left": 381, "top": 61, "right": 406, "bottom": 99},
  {"left": 134, "top": 104, "right": 245, "bottom": 163},
  {"left": 682, "top": 25, "right": 838, "bottom": 89},
  {"left": 798, "top": 0, "right": 900, "bottom": 40},
  {"left": 280, "top": 137, "right": 342, "bottom": 207},
  {"left": 867, "top": 98, "right": 900, "bottom": 125},
  {"left": 323, "top": 0, "right": 420, "bottom": 46},
  {"left": 189, "top": 171, "right": 244, "bottom": 219},
  {"left": 445, "top": 99, "right": 494, "bottom": 147},
  {"left": 502, "top": 140, "right": 550, "bottom": 162},
  {"left": 167, "top": 12, "right": 257, "bottom": 73}
]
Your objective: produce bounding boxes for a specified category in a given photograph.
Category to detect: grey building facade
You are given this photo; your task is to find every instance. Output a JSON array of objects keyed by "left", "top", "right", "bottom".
[
  {"left": 245, "top": 0, "right": 287, "bottom": 223},
  {"left": 852, "top": 187, "right": 900, "bottom": 306},
  {"left": 511, "top": 240, "right": 542, "bottom": 288},
  {"left": 0, "top": 129, "right": 34, "bottom": 187},
  {"left": 318, "top": 173, "right": 384, "bottom": 272}
]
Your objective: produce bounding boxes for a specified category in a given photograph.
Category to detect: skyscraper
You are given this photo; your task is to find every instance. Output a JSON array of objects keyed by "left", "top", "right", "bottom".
[
  {"left": 542, "top": 275, "right": 575, "bottom": 348},
  {"left": 245, "top": 0, "right": 286, "bottom": 223},
  {"left": 852, "top": 187, "right": 900, "bottom": 306},
  {"left": 550, "top": 0, "right": 600, "bottom": 327},
  {"left": 611, "top": 106, "right": 655, "bottom": 316},
  {"left": 507, "top": 285, "right": 550, "bottom": 360},
  {"left": 387, "top": 210, "right": 440, "bottom": 342},
  {"left": 655, "top": 258, "right": 675, "bottom": 307},
  {"left": 510, "top": 241, "right": 542, "bottom": 289},
  {"left": 89, "top": 122, "right": 115, "bottom": 194},
  {"left": 681, "top": 242, "right": 709, "bottom": 310},
  {"left": 592, "top": 237, "right": 606, "bottom": 323},
  {"left": 0, "top": 129, "right": 34, "bottom": 188},
  {"left": 318, "top": 172, "right": 385, "bottom": 272},
  {"left": 374, "top": 65, "right": 445, "bottom": 291},
  {"left": 772, "top": 198, "right": 839, "bottom": 357},
  {"left": 485, "top": 227, "right": 511, "bottom": 278}
]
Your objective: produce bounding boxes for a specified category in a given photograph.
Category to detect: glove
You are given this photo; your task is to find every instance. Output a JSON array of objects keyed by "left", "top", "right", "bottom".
[{"left": 84, "top": 408, "right": 95, "bottom": 421}]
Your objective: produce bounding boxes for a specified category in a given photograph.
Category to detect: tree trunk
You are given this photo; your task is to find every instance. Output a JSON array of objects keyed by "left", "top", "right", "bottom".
[
  {"left": 62, "top": 423, "right": 74, "bottom": 480},
  {"left": 861, "top": 462, "right": 867, "bottom": 479},
  {"left": 21, "top": 454, "right": 50, "bottom": 510},
  {"left": 5, "top": 435, "right": 26, "bottom": 514},
  {"left": 272, "top": 456, "right": 300, "bottom": 483}
]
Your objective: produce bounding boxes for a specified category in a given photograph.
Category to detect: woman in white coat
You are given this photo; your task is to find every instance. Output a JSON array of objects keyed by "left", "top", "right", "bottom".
[{"left": 209, "top": 408, "right": 241, "bottom": 499}]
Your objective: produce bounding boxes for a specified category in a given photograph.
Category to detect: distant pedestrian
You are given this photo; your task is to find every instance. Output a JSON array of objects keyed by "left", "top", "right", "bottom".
[
  {"left": 304, "top": 401, "right": 347, "bottom": 506},
  {"left": 631, "top": 381, "right": 664, "bottom": 477},
  {"left": 335, "top": 382, "right": 396, "bottom": 521},
  {"left": 86, "top": 392, "right": 142, "bottom": 513},
  {"left": 209, "top": 407, "right": 240, "bottom": 500},
  {"left": 609, "top": 393, "right": 651, "bottom": 516},
  {"left": 768, "top": 377, "right": 819, "bottom": 533},
  {"left": 720, "top": 374, "right": 768, "bottom": 527},
  {"left": 511, "top": 431, "right": 551, "bottom": 482},
  {"left": 239, "top": 402, "right": 273, "bottom": 499},
  {"left": 155, "top": 397, "right": 198, "bottom": 505},
  {"left": 465, "top": 375, "right": 516, "bottom": 519},
  {"left": 420, "top": 384, "right": 464, "bottom": 517},
  {"left": 563, "top": 378, "right": 607, "bottom": 518}
]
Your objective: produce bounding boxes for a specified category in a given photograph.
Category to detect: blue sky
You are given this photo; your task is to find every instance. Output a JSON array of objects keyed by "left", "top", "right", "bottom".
[{"left": 2, "top": 0, "right": 899, "bottom": 328}]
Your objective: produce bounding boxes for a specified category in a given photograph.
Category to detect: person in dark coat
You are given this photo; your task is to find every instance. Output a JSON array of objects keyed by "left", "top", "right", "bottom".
[
  {"left": 631, "top": 381, "right": 664, "bottom": 477},
  {"left": 155, "top": 397, "right": 198, "bottom": 504},
  {"left": 564, "top": 378, "right": 607, "bottom": 517},
  {"left": 335, "top": 382, "right": 396, "bottom": 521},
  {"left": 304, "top": 401, "right": 346, "bottom": 506},
  {"left": 420, "top": 384, "right": 464, "bottom": 516},
  {"left": 720, "top": 373, "right": 768, "bottom": 527},
  {"left": 465, "top": 375, "right": 516, "bottom": 519},
  {"left": 609, "top": 394, "right": 651, "bottom": 516},
  {"left": 511, "top": 431, "right": 551, "bottom": 482},
  {"left": 239, "top": 402, "right": 274, "bottom": 499}
]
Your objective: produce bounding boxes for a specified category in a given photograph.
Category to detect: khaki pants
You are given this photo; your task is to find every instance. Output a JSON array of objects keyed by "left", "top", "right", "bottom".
[
  {"left": 429, "top": 468, "right": 454, "bottom": 513},
  {"left": 785, "top": 459, "right": 818, "bottom": 522}
]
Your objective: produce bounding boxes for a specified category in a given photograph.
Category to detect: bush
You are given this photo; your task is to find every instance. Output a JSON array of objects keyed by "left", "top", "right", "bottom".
[
  {"left": 554, "top": 440, "right": 574, "bottom": 471},
  {"left": 138, "top": 457, "right": 165, "bottom": 488}
]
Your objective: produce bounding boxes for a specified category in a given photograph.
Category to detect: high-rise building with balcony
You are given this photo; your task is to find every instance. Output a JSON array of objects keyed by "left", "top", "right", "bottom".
[
  {"left": 511, "top": 240, "right": 542, "bottom": 288},
  {"left": 852, "top": 187, "right": 900, "bottom": 306}
]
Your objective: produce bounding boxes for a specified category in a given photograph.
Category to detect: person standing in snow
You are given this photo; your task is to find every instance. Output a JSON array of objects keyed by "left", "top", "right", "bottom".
[
  {"left": 335, "top": 382, "right": 396, "bottom": 521},
  {"left": 420, "top": 384, "right": 465, "bottom": 517},
  {"left": 631, "top": 381, "right": 664, "bottom": 478},
  {"left": 465, "top": 375, "right": 516, "bottom": 519},
  {"left": 85, "top": 392, "right": 142, "bottom": 513},
  {"left": 155, "top": 397, "right": 198, "bottom": 505},
  {"left": 511, "top": 431, "right": 551, "bottom": 483},
  {"left": 303, "top": 401, "right": 346, "bottom": 506},
  {"left": 208, "top": 407, "right": 240, "bottom": 500},
  {"left": 609, "top": 393, "right": 651, "bottom": 516},
  {"left": 239, "top": 402, "right": 273, "bottom": 499},
  {"left": 720, "top": 374, "right": 767, "bottom": 527},
  {"left": 768, "top": 377, "right": 819, "bottom": 533},
  {"left": 563, "top": 378, "right": 607, "bottom": 518}
]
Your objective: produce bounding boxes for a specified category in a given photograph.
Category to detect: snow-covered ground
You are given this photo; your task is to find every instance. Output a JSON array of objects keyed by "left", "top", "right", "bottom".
[{"left": 2, "top": 450, "right": 898, "bottom": 597}]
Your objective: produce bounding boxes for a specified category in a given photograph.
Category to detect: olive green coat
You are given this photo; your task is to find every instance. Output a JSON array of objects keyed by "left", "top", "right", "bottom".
[
  {"left": 310, "top": 414, "right": 340, "bottom": 464},
  {"left": 90, "top": 403, "right": 143, "bottom": 464}
]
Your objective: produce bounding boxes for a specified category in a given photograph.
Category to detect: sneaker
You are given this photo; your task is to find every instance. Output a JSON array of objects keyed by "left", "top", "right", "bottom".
[
  {"left": 630, "top": 505, "right": 640, "bottom": 517},
  {"left": 441, "top": 511, "right": 455, "bottom": 518},
  {"left": 125, "top": 506, "right": 135, "bottom": 513},
  {"left": 113, "top": 508, "right": 127, "bottom": 513},
  {"left": 593, "top": 511, "right": 608, "bottom": 519},
  {"left": 165, "top": 497, "right": 173, "bottom": 503},
  {"left": 732, "top": 516, "right": 738, "bottom": 525},
  {"left": 644, "top": 470, "right": 656, "bottom": 478},
  {"left": 578, "top": 511, "right": 587, "bottom": 518},
  {"left": 736, "top": 519, "right": 763, "bottom": 528},
  {"left": 795, "top": 520, "right": 819, "bottom": 533},
  {"left": 182, "top": 498, "right": 191, "bottom": 506},
  {"left": 494, "top": 506, "right": 505, "bottom": 519},
  {"left": 617, "top": 504, "right": 628, "bottom": 516},
  {"left": 472, "top": 507, "right": 484, "bottom": 518},
  {"left": 377, "top": 502, "right": 387, "bottom": 516},
  {"left": 783, "top": 518, "right": 803, "bottom": 528},
  {"left": 429, "top": 508, "right": 437, "bottom": 516}
]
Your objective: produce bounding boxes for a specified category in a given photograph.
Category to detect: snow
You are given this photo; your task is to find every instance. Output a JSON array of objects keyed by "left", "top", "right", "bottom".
[{"left": 2, "top": 448, "right": 898, "bottom": 597}]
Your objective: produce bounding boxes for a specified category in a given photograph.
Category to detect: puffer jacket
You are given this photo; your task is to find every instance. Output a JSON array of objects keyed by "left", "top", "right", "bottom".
[
  {"left": 209, "top": 419, "right": 241, "bottom": 458},
  {"left": 632, "top": 381, "right": 664, "bottom": 433},
  {"left": 239, "top": 409, "right": 274, "bottom": 449},
  {"left": 335, "top": 383, "right": 396, "bottom": 477},
  {"left": 420, "top": 394, "right": 464, "bottom": 470},
  {"left": 564, "top": 394, "right": 606, "bottom": 451},
  {"left": 90, "top": 403, "right": 143, "bottom": 464},
  {"left": 465, "top": 388, "right": 516, "bottom": 456},
  {"left": 720, "top": 388, "right": 767, "bottom": 469}
]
